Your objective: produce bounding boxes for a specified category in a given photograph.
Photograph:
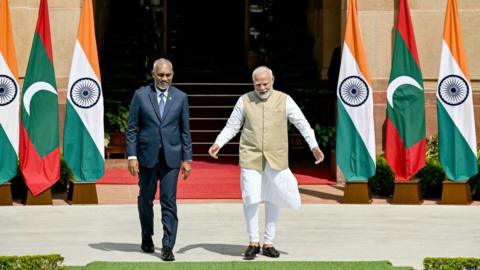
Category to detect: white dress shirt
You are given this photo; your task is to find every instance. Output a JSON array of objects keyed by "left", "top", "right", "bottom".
[{"left": 214, "top": 94, "right": 319, "bottom": 209}]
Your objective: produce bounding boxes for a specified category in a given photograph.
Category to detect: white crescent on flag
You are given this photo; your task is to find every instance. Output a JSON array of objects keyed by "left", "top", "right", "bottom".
[
  {"left": 387, "top": 75, "right": 423, "bottom": 108},
  {"left": 23, "top": 81, "right": 57, "bottom": 115}
]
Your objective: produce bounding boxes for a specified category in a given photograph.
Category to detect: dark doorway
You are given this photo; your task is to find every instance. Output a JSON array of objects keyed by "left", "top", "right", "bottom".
[{"left": 167, "top": 0, "right": 249, "bottom": 82}]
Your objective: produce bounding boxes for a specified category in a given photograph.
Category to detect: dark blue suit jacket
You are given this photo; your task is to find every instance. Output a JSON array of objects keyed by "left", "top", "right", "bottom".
[{"left": 126, "top": 84, "right": 193, "bottom": 168}]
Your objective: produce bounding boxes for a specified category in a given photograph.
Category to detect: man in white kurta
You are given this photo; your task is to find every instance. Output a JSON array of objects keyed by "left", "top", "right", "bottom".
[{"left": 208, "top": 66, "right": 324, "bottom": 259}]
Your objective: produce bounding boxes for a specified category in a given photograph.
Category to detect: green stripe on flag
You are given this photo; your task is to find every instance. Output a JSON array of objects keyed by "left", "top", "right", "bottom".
[
  {"left": 336, "top": 101, "right": 376, "bottom": 181},
  {"left": 389, "top": 31, "right": 423, "bottom": 83},
  {"left": 437, "top": 102, "right": 478, "bottom": 181},
  {"left": 388, "top": 31, "right": 425, "bottom": 148},
  {"left": 0, "top": 126, "right": 17, "bottom": 183},
  {"left": 63, "top": 102, "right": 104, "bottom": 181},
  {"left": 386, "top": 86, "right": 425, "bottom": 148},
  {"left": 22, "top": 33, "right": 56, "bottom": 89},
  {"left": 21, "top": 32, "right": 58, "bottom": 157}
]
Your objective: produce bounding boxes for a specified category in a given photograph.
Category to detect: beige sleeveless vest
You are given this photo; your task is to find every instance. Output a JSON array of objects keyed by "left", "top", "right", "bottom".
[{"left": 240, "top": 90, "right": 289, "bottom": 171}]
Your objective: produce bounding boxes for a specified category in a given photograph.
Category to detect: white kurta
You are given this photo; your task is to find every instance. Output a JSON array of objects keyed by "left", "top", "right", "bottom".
[{"left": 215, "top": 95, "right": 318, "bottom": 209}]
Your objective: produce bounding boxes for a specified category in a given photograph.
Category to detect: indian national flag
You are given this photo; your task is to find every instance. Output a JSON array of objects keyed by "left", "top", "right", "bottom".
[
  {"left": 20, "top": 0, "right": 60, "bottom": 196},
  {"left": 385, "top": 0, "right": 426, "bottom": 180},
  {"left": 336, "top": 0, "right": 376, "bottom": 181},
  {"left": 437, "top": 0, "right": 477, "bottom": 181},
  {"left": 0, "top": 0, "right": 19, "bottom": 184},
  {"left": 63, "top": 0, "right": 104, "bottom": 181}
]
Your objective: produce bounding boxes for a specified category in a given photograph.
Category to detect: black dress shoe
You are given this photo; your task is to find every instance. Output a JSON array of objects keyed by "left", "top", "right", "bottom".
[
  {"left": 161, "top": 246, "right": 175, "bottom": 261},
  {"left": 243, "top": 245, "right": 260, "bottom": 260},
  {"left": 141, "top": 236, "right": 155, "bottom": 253},
  {"left": 262, "top": 246, "right": 280, "bottom": 258}
]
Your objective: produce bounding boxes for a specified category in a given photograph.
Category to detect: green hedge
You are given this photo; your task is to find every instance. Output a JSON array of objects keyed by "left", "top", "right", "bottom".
[
  {"left": 369, "top": 155, "right": 394, "bottom": 197},
  {"left": 368, "top": 136, "right": 480, "bottom": 199},
  {"left": 0, "top": 255, "right": 64, "bottom": 270},
  {"left": 469, "top": 150, "right": 480, "bottom": 199},
  {"left": 424, "top": 257, "right": 480, "bottom": 270},
  {"left": 369, "top": 155, "right": 447, "bottom": 198},
  {"left": 415, "top": 159, "right": 445, "bottom": 198}
]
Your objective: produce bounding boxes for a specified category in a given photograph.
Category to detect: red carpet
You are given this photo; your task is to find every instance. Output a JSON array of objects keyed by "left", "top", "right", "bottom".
[{"left": 97, "top": 161, "right": 335, "bottom": 199}]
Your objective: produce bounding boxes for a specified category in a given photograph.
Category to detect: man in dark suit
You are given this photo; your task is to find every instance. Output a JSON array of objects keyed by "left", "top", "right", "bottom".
[{"left": 126, "top": 58, "right": 192, "bottom": 261}]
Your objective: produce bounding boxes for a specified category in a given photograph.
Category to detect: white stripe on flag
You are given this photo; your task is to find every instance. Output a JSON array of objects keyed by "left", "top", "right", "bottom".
[
  {"left": 66, "top": 40, "right": 104, "bottom": 157},
  {"left": 337, "top": 44, "right": 376, "bottom": 162},
  {"left": 437, "top": 40, "right": 477, "bottom": 155},
  {"left": 0, "top": 52, "right": 19, "bottom": 155}
]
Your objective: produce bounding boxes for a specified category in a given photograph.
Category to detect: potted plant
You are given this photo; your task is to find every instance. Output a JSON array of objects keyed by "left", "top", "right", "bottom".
[
  {"left": 105, "top": 101, "right": 129, "bottom": 158},
  {"left": 314, "top": 124, "right": 336, "bottom": 175},
  {"left": 315, "top": 125, "right": 335, "bottom": 157}
]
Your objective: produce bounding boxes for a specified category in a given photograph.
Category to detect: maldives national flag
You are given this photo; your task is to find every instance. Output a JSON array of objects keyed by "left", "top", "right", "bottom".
[
  {"left": 385, "top": 0, "right": 426, "bottom": 180},
  {"left": 19, "top": 0, "right": 60, "bottom": 195},
  {"left": 63, "top": 0, "right": 104, "bottom": 181},
  {"left": 0, "top": 0, "right": 19, "bottom": 184},
  {"left": 336, "top": 0, "right": 376, "bottom": 181},
  {"left": 437, "top": 0, "right": 477, "bottom": 181}
]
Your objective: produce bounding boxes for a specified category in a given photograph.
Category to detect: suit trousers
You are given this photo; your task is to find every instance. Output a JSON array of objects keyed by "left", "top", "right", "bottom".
[{"left": 138, "top": 150, "right": 180, "bottom": 248}]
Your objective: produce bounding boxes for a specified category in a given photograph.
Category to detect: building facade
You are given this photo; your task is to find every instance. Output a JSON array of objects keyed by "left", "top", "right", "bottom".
[{"left": 9, "top": 0, "right": 480, "bottom": 155}]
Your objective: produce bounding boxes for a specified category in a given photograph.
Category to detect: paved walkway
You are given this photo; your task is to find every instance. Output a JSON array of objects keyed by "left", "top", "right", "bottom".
[
  {"left": 93, "top": 184, "right": 480, "bottom": 205},
  {"left": 1, "top": 202, "right": 480, "bottom": 269}
]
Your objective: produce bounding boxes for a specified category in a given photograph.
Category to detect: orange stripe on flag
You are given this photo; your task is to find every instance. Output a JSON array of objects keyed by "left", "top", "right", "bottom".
[
  {"left": 77, "top": 0, "right": 101, "bottom": 82},
  {"left": 344, "top": 0, "right": 371, "bottom": 84},
  {"left": 443, "top": 0, "right": 470, "bottom": 80},
  {"left": 0, "top": 0, "right": 18, "bottom": 79}
]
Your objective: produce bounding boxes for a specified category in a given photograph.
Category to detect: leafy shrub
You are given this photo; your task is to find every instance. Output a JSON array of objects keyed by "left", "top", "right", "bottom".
[
  {"left": 415, "top": 158, "right": 445, "bottom": 198},
  {"left": 468, "top": 149, "right": 480, "bottom": 199},
  {"left": 360, "top": 135, "right": 479, "bottom": 199},
  {"left": 52, "top": 156, "right": 74, "bottom": 192},
  {"left": 415, "top": 135, "right": 480, "bottom": 199},
  {"left": 314, "top": 125, "right": 336, "bottom": 151},
  {"left": 0, "top": 255, "right": 64, "bottom": 270},
  {"left": 415, "top": 135, "right": 445, "bottom": 198},
  {"left": 425, "top": 135, "right": 439, "bottom": 161},
  {"left": 424, "top": 257, "right": 480, "bottom": 270},
  {"left": 105, "top": 101, "right": 129, "bottom": 133},
  {"left": 368, "top": 155, "right": 394, "bottom": 197}
]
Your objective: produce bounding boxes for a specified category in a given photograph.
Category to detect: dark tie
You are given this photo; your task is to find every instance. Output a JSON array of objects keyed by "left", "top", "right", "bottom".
[{"left": 159, "top": 92, "right": 165, "bottom": 118}]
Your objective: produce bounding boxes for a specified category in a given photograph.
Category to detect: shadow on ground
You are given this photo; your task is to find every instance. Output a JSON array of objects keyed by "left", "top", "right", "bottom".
[
  {"left": 177, "top": 243, "right": 287, "bottom": 257},
  {"left": 89, "top": 242, "right": 162, "bottom": 259},
  {"left": 299, "top": 187, "right": 343, "bottom": 203}
]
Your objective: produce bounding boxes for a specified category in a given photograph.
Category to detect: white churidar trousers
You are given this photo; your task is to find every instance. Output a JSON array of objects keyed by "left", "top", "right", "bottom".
[
  {"left": 240, "top": 162, "right": 301, "bottom": 244},
  {"left": 243, "top": 202, "right": 279, "bottom": 244}
]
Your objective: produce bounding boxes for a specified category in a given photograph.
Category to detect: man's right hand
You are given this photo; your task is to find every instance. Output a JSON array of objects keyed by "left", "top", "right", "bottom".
[
  {"left": 208, "top": 144, "right": 220, "bottom": 159},
  {"left": 128, "top": 159, "right": 139, "bottom": 176}
]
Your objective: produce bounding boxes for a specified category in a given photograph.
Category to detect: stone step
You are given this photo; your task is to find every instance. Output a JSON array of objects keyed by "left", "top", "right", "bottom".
[
  {"left": 188, "top": 95, "right": 239, "bottom": 106},
  {"left": 174, "top": 83, "right": 250, "bottom": 95},
  {"left": 191, "top": 130, "right": 240, "bottom": 142},
  {"left": 193, "top": 142, "right": 238, "bottom": 155},
  {"left": 189, "top": 106, "right": 234, "bottom": 118},
  {"left": 190, "top": 118, "right": 228, "bottom": 130}
]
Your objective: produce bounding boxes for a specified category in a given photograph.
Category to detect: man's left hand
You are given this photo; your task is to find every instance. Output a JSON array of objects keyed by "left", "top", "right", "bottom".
[
  {"left": 312, "top": 147, "right": 324, "bottom": 165},
  {"left": 181, "top": 161, "right": 192, "bottom": 180}
]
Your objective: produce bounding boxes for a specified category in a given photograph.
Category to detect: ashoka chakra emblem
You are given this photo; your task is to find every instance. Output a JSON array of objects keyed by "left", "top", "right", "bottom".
[
  {"left": 438, "top": 75, "right": 469, "bottom": 106},
  {"left": 339, "top": 76, "right": 369, "bottom": 107},
  {"left": 70, "top": 78, "right": 101, "bottom": 108},
  {"left": 0, "top": 75, "right": 18, "bottom": 106}
]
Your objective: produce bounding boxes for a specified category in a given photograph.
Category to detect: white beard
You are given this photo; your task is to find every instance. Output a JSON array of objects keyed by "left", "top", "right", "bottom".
[{"left": 255, "top": 90, "right": 272, "bottom": 100}]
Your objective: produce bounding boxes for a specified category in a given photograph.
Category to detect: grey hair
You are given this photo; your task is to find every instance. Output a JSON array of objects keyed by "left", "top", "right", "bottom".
[
  {"left": 152, "top": 58, "right": 173, "bottom": 72},
  {"left": 252, "top": 66, "right": 273, "bottom": 81}
]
